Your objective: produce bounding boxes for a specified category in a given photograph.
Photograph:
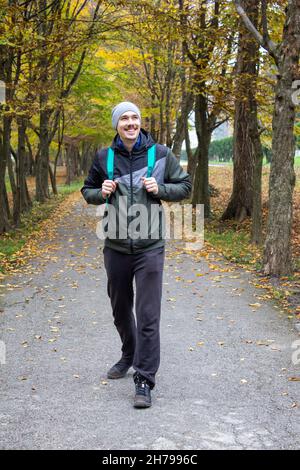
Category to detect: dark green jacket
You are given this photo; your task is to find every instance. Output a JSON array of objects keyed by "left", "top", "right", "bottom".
[{"left": 81, "top": 129, "right": 192, "bottom": 254}]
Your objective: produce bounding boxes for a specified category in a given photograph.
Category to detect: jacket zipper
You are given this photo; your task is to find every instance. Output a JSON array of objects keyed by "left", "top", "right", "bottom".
[{"left": 129, "top": 151, "right": 133, "bottom": 254}]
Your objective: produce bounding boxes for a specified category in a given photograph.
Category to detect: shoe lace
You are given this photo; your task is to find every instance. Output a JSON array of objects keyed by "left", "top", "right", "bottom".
[{"left": 136, "top": 377, "right": 149, "bottom": 395}]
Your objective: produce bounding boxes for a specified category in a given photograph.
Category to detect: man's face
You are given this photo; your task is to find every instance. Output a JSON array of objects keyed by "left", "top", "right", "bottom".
[{"left": 117, "top": 111, "right": 141, "bottom": 142}]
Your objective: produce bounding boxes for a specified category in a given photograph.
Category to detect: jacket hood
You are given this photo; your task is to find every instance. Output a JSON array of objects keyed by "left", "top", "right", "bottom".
[{"left": 111, "top": 128, "right": 155, "bottom": 155}]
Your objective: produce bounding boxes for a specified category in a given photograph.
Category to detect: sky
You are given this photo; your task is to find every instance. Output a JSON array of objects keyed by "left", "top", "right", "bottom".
[{"left": 182, "top": 115, "right": 232, "bottom": 150}]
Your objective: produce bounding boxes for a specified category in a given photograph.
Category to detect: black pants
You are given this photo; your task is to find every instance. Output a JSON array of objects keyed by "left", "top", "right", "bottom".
[{"left": 103, "top": 245, "right": 165, "bottom": 388}]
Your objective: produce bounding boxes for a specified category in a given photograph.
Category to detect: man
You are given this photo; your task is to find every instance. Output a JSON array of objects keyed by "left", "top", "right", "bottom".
[{"left": 81, "top": 101, "right": 191, "bottom": 408}]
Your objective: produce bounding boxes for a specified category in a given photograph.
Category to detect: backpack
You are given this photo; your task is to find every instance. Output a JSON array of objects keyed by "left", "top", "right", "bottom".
[{"left": 105, "top": 145, "right": 156, "bottom": 206}]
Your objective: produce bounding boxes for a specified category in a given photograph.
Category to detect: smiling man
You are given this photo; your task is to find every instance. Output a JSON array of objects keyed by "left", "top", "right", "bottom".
[{"left": 81, "top": 101, "right": 192, "bottom": 408}]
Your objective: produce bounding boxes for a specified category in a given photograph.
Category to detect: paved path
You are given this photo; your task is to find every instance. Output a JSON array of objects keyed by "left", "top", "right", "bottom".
[{"left": 0, "top": 197, "right": 299, "bottom": 450}]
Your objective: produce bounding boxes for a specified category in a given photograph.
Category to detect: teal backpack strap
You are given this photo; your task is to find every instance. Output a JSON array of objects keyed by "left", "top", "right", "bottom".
[
  {"left": 107, "top": 147, "right": 114, "bottom": 180},
  {"left": 147, "top": 145, "right": 156, "bottom": 178},
  {"left": 106, "top": 147, "right": 114, "bottom": 207}
]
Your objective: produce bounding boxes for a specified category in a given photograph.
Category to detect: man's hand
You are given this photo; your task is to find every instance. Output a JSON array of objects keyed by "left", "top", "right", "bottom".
[
  {"left": 101, "top": 180, "right": 117, "bottom": 198},
  {"left": 141, "top": 176, "right": 159, "bottom": 195}
]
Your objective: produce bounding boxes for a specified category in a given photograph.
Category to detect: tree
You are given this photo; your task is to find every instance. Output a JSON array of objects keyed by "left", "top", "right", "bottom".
[
  {"left": 179, "top": 0, "right": 235, "bottom": 217},
  {"left": 107, "top": 0, "right": 183, "bottom": 146},
  {"left": 0, "top": 0, "right": 18, "bottom": 232},
  {"left": 62, "top": 52, "right": 120, "bottom": 183},
  {"left": 31, "top": 0, "right": 105, "bottom": 202},
  {"left": 222, "top": 0, "right": 262, "bottom": 228},
  {"left": 235, "top": 0, "right": 300, "bottom": 275},
  {"left": 172, "top": 0, "right": 194, "bottom": 161}
]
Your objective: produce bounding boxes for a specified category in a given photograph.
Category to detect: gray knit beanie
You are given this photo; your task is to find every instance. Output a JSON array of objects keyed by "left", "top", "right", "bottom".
[{"left": 111, "top": 101, "right": 141, "bottom": 130}]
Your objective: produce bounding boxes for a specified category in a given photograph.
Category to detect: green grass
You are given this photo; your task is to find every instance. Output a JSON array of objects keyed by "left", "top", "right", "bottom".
[
  {"left": 0, "top": 179, "right": 83, "bottom": 274},
  {"left": 204, "top": 213, "right": 300, "bottom": 314},
  {"left": 204, "top": 220, "right": 261, "bottom": 265},
  {"left": 57, "top": 180, "right": 83, "bottom": 195},
  {"left": 5, "top": 177, "right": 83, "bottom": 194},
  {"left": 181, "top": 155, "right": 300, "bottom": 166},
  {"left": 207, "top": 156, "right": 300, "bottom": 166}
]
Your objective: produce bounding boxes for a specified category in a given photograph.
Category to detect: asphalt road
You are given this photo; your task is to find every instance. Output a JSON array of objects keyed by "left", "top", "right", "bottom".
[{"left": 0, "top": 197, "right": 299, "bottom": 450}]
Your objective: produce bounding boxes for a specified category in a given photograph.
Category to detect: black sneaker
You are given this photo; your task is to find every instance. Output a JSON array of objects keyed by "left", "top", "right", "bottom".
[
  {"left": 133, "top": 374, "right": 152, "bottom": 408},
  {"left": 107, "top": 360, "right": 132, "bottom": 379}
]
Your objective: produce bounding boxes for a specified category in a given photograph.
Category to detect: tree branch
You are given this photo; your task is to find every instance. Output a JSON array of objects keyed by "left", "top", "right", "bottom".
[
  {"left": 234, "top": 0, "right": 279, "bottom": 64},
  {"left": 60, "top": 49, "right": 86, "bottom": 99},
  {"left": 211, "top": 117, "right": 229, "bottom": 132},
  {"left": 261, "top": 0, "right": 270, "bottom": 44},
  {"left": 27, "top": 120, "right": 40, "bottom": 138}
]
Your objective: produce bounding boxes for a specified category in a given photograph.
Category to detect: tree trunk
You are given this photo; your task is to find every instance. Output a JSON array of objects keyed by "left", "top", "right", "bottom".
[
  {"left": 81, "top": 141, "right": 92, "bottom": 174},
  {"left": 19, "top": 121, "right": 32, "bottom": 213},
  {"left": 222, "top": 0, "right": 260, "bottom": 222},
  {"left": 251, "top": 140, "right": 263, "bottom": 245},
  {"left": 172, "top": 116, "right": 185, "bottom": 161},
  {"left": 159, "top": 101, "right": 166, "bottom": 144},
  {"left": 53, "top": 109, "right": 64, "bottom": 185},
  {"left": 165, "top": 64, "right": 173, "bottom": 148},
  {"left": 49, "top": 163, "right": 57, "bottom": 195},
  {"left": 186, "top": 120, "right": 197, "bottom": 185},
  {"left": 192, "top": 93, "right": 213, "bottom": 218},
  {"left": 14, "top": 117, "right": 31, "bottom": 226},
  {"left": 263, "top": 1, "right": 299, "bottom": 276},
  {"left": 251, "top": 122, "right": 264, "bottom": 245},
  {"left": 172, "top": 92, "right": 194, "bottom": 161},
  {"left": 36, "top": 98, "right": 51, "bottom": 202},
  {"left": 0, "top": 121, "right": 11, "bottom": 233},
  {"left": 150, "top": 94, "right": 157, "bottom": 141},
  {"left": 75, "top": 145, "right": 81, "bottom": 177},
  {"left": 36, "top": 0, "right": 50, "bottom": 202},
  {"left": 6, "top": 115, "right": 17, "bottom": 213},
  {"left": 25, "top": 132, "right": 35, "bottom": 176},
  {"left": 65, "top": 142, "right": 78, "bottom": 185}
]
